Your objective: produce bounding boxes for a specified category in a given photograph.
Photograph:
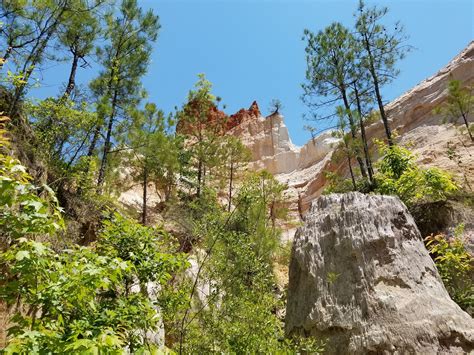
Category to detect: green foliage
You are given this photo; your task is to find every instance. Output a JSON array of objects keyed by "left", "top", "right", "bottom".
[
  {"left": 302, "top": 21, "right": 372, "bottom": 181},
  {"left": 436, "top": 80, "right": 473, "bottom": 141},
  {"left": 275, "top": 239, "right": 293, "bottom": 266},
  {"left": 326, "top": 271, "right": 341, "bottom": 284},
  {"left": 28, "top": 97, "right": 97, "bottom": 165},
  {"left": 425, "top": 224, "right": 473, "bottom": 315},
  {"left": 98, "top": 212, "right": 188, "bottom": 285},
  {"left": 302, "top": 22, "right": 357, "bottom": 104},
  {"left": 1, "top": 0, "right": 335, "bottom": 349},
  {"left": 91, "top": 0, "right": 161, "bottom": 190},
  {"left": 0, "top": 127, "right": 63, "bottom": 243},
  {"left": 323, "top": 170, "right": 371, "bottom": 195},
  {"left": 355, "top": 0, "right": 410, "bottom": 145},
  {"left": 176, "top": 172, "right": 323, "bottom": 354},
  {"left": 0, "top": 142, "right": 187, "bottom": 353},
  {"left": 1, "top": 214, "right": 187, "bottom": 353},
  {"left": 232, "top": 171, "right": 288, "bottom": 261},
  {"left": 175, "top": 74, "right": 228, "bottom": 196},
  {"left": 355, "top": 0, "right": 409, "bottom": 88},
  {"left": 374, "top": 141, "right": 458, "bottom": 206},
  {"left": 123, "top": 102, "right": 180, "bottom": 213},
  {"left": 1, "top": 237, "right": 158, "bottom": 354},
  {"left": 324, "top": 140, "right": 458, "bottom": 206}
]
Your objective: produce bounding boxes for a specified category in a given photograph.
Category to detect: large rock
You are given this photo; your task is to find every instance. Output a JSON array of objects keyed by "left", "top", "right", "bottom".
[{"left": 285, "top": 192, "right": 474, "bottom": 354}]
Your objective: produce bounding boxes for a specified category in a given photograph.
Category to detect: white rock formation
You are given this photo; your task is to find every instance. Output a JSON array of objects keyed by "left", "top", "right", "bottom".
[
  {"left": 119, "top": 42, "right": 473, "bottom": 240},
  {"left": 285, "top": 192, "right": 474, "bottom": 354},
  {"left": 229, "top": 41, "right": 474, "bottom": 240}
]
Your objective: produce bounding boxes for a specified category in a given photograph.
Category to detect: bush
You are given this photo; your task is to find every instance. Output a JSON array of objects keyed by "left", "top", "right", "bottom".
[
  {"left": 0, "top": 139, "right": 187, "bottom": 353},
  {"left": 374, "top": 141, "right": 458, "bottom": 206},
  {"left": 425, "top": 224, "right": 473, "bottom": 315},
  {"left": 0, "top": 119, "right": 63, "bottom": 245},
  {"left": 323, "top": 171, "right": 372, "bottom": 195}
]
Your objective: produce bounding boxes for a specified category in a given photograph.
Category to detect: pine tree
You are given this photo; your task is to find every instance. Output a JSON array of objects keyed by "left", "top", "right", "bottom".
[
  {"left": 438, "top": 80, "right": 473, "bottom": 142},
  {"left": 176, "top": 74, "right": 227, "bottom": 197},
  {"left": 302, "top": 22, "right": 368, "bottom": 179},
  {"left": 58, "top": 0, "right": 106, "bottom": 98},
  {"left": 335, "top": 107, "right": 357, "bottom": 190},
  {"left": 90, "top": 0, "right": 160, "bottom": 193},
  {"left": 221, "top": 136, "right": 251, "bottom": 211},
  {"left": 125, "top": 103, "right": 178, "bottom": 224},
  {"left": 5, "top": 0, "right": 75, "bottom": 116},
  {"left": 355, "top": 0, "right": 410, "bottom": 146},
  {"left": 0, "top": 0, "right": 35, "bottom": 70}
]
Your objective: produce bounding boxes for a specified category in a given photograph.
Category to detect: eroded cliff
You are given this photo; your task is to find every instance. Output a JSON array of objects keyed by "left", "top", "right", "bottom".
[{"left": 227, "top": 41, "right": 474, "bottom": 240}]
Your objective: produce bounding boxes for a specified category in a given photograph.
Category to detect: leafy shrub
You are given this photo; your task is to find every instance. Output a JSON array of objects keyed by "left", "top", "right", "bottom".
[
  {"left": 0, "top": 137, "right": 187, "bottom": 353},
  {"left": 97, "top": 212, "right": 188, "bottom": 286},
  {"left": 1, "top": 239, "right": 137, "bottom": 353},
  {"left": 0, "top": 119, "right": 63, "bottom": 245},
  {"left": 425, "top": 224, "right": 473, "bottom": 315},
  {"left": 323, "top": 171, "right": 372, "bottom": 195},
  {"left": 176, "top": 172, "right": 324, "bottom": 354},
  {"left": 374, "top": 141, "right": 458, "bottom": 206},
  {"left": 1, "top": 216, "right": 187, "bottom": 353}
]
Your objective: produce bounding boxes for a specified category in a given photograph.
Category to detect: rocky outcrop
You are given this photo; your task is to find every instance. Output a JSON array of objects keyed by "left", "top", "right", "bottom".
[
  {"left": 229, "top": 100, "right": 261, "bottom": 124},
  {"left": 227, "top": 41, "right": 474, "bottom": 240},
  {"left": 176, "top": 100, "right": 261, "bottom": 135},
  {"left": 410, "top": 197, "right": 474, "bottom": 254},
  {"left": 385, "top": 41, "right": 474, "bottom": 133},
  {"left": 122, "top": 42, "right": 474, "bottom": 241},
  {"left": 230, "top": 112, "right": 338, "bottom": 175},
  {"left": 285, "top": 192, "right": 474, "bottom": 354}
]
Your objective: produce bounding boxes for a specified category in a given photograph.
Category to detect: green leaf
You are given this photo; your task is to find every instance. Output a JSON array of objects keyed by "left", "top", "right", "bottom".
[{"left": 15, "top": 250, "right": 30, "bottom": 261}]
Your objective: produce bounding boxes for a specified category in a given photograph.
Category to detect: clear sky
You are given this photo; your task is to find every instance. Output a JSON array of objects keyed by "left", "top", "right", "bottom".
[{"left": 35, "top": 0, "right": 473, "bottom": 146}]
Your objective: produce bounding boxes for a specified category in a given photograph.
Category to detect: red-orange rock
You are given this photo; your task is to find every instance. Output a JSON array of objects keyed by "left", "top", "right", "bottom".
[{"left": 176, "top": 100, "right": 261, "bottom": 135}]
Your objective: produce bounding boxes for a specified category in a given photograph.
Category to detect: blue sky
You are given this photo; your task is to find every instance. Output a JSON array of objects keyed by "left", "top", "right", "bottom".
[{"left": 35, "top": 0, "right": 473, "bottom": 145}]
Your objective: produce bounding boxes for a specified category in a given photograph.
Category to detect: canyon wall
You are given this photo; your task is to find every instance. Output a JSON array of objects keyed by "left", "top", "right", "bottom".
[
  {"left": 228, "top": 41, "right": 474, "bottom": 239},
  {"left": 120, "top": 41, "right": 473, "bottom": 240}
]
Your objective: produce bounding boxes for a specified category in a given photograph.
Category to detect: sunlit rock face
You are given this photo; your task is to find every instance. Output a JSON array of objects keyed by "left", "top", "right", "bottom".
[
  {"left": 120, "top": 42, "right": 473, "bottom": 240},
  {"left": 385, "top": 40, "right": 474, "bottom": 133},
  {"left": 230, "top": 112, "right": 338, "bottom": 175},
  {"left": 285, "top": 193, "right": 474, "bottom": 354},
  {"left": 229, "top": 41, "right": 474, "bottom": 240}
]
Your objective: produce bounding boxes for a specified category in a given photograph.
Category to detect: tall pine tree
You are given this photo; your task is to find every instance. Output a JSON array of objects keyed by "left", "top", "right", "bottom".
[
  {"left": 89, "top": 0, "right": 159, "bottom": 193},
  {"left": 355, "top": 0, "right": 410, "bottom": 146}
]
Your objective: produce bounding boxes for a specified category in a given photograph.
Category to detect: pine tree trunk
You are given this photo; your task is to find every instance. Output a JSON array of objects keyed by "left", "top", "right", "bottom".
[
  {"left": 66, "top": 128, "right": 92, "bottom": 169},
  {"left": 228, "top": 161, "right": 234, "bottom": 212},
  {"left": 64, "top": 52, "right": 79, "bottom": 97},
  {"left": 8, "top": 4, "right": 66, "bottom": 116},
  {"left": 363, "top": 33, "right": 393, "bottom": 146},
  {"left": 86, "top": 123, "right": 100, "bottom": 158},
  {"left": 341, "top": 87, "right": 368, "bottom": 179},
  {"left": 347, "top": 155, "right": 357, "bottom": 190},
  {"left": 354, "top": 84, "right": 374, "bottom": 185},
  {"left": 197, "top": 159, "right": 202, "bottom": 197},
  {"left": 97, "top": 88, "right": 119, "bottom": 192},
  {"left": 461, "top": 112, "right": 473, "bottom": 141},
  {"left": 142, "top": 164, "right": 148, "bottom": 225}
]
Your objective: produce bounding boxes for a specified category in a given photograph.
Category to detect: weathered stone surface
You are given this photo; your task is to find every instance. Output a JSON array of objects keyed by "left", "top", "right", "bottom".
[
  {"left": 410, "top": 198, "right": 474, "bottom": 255},
  {"left": 285, "top": 192, "right": 474, "bottom": 354}
]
